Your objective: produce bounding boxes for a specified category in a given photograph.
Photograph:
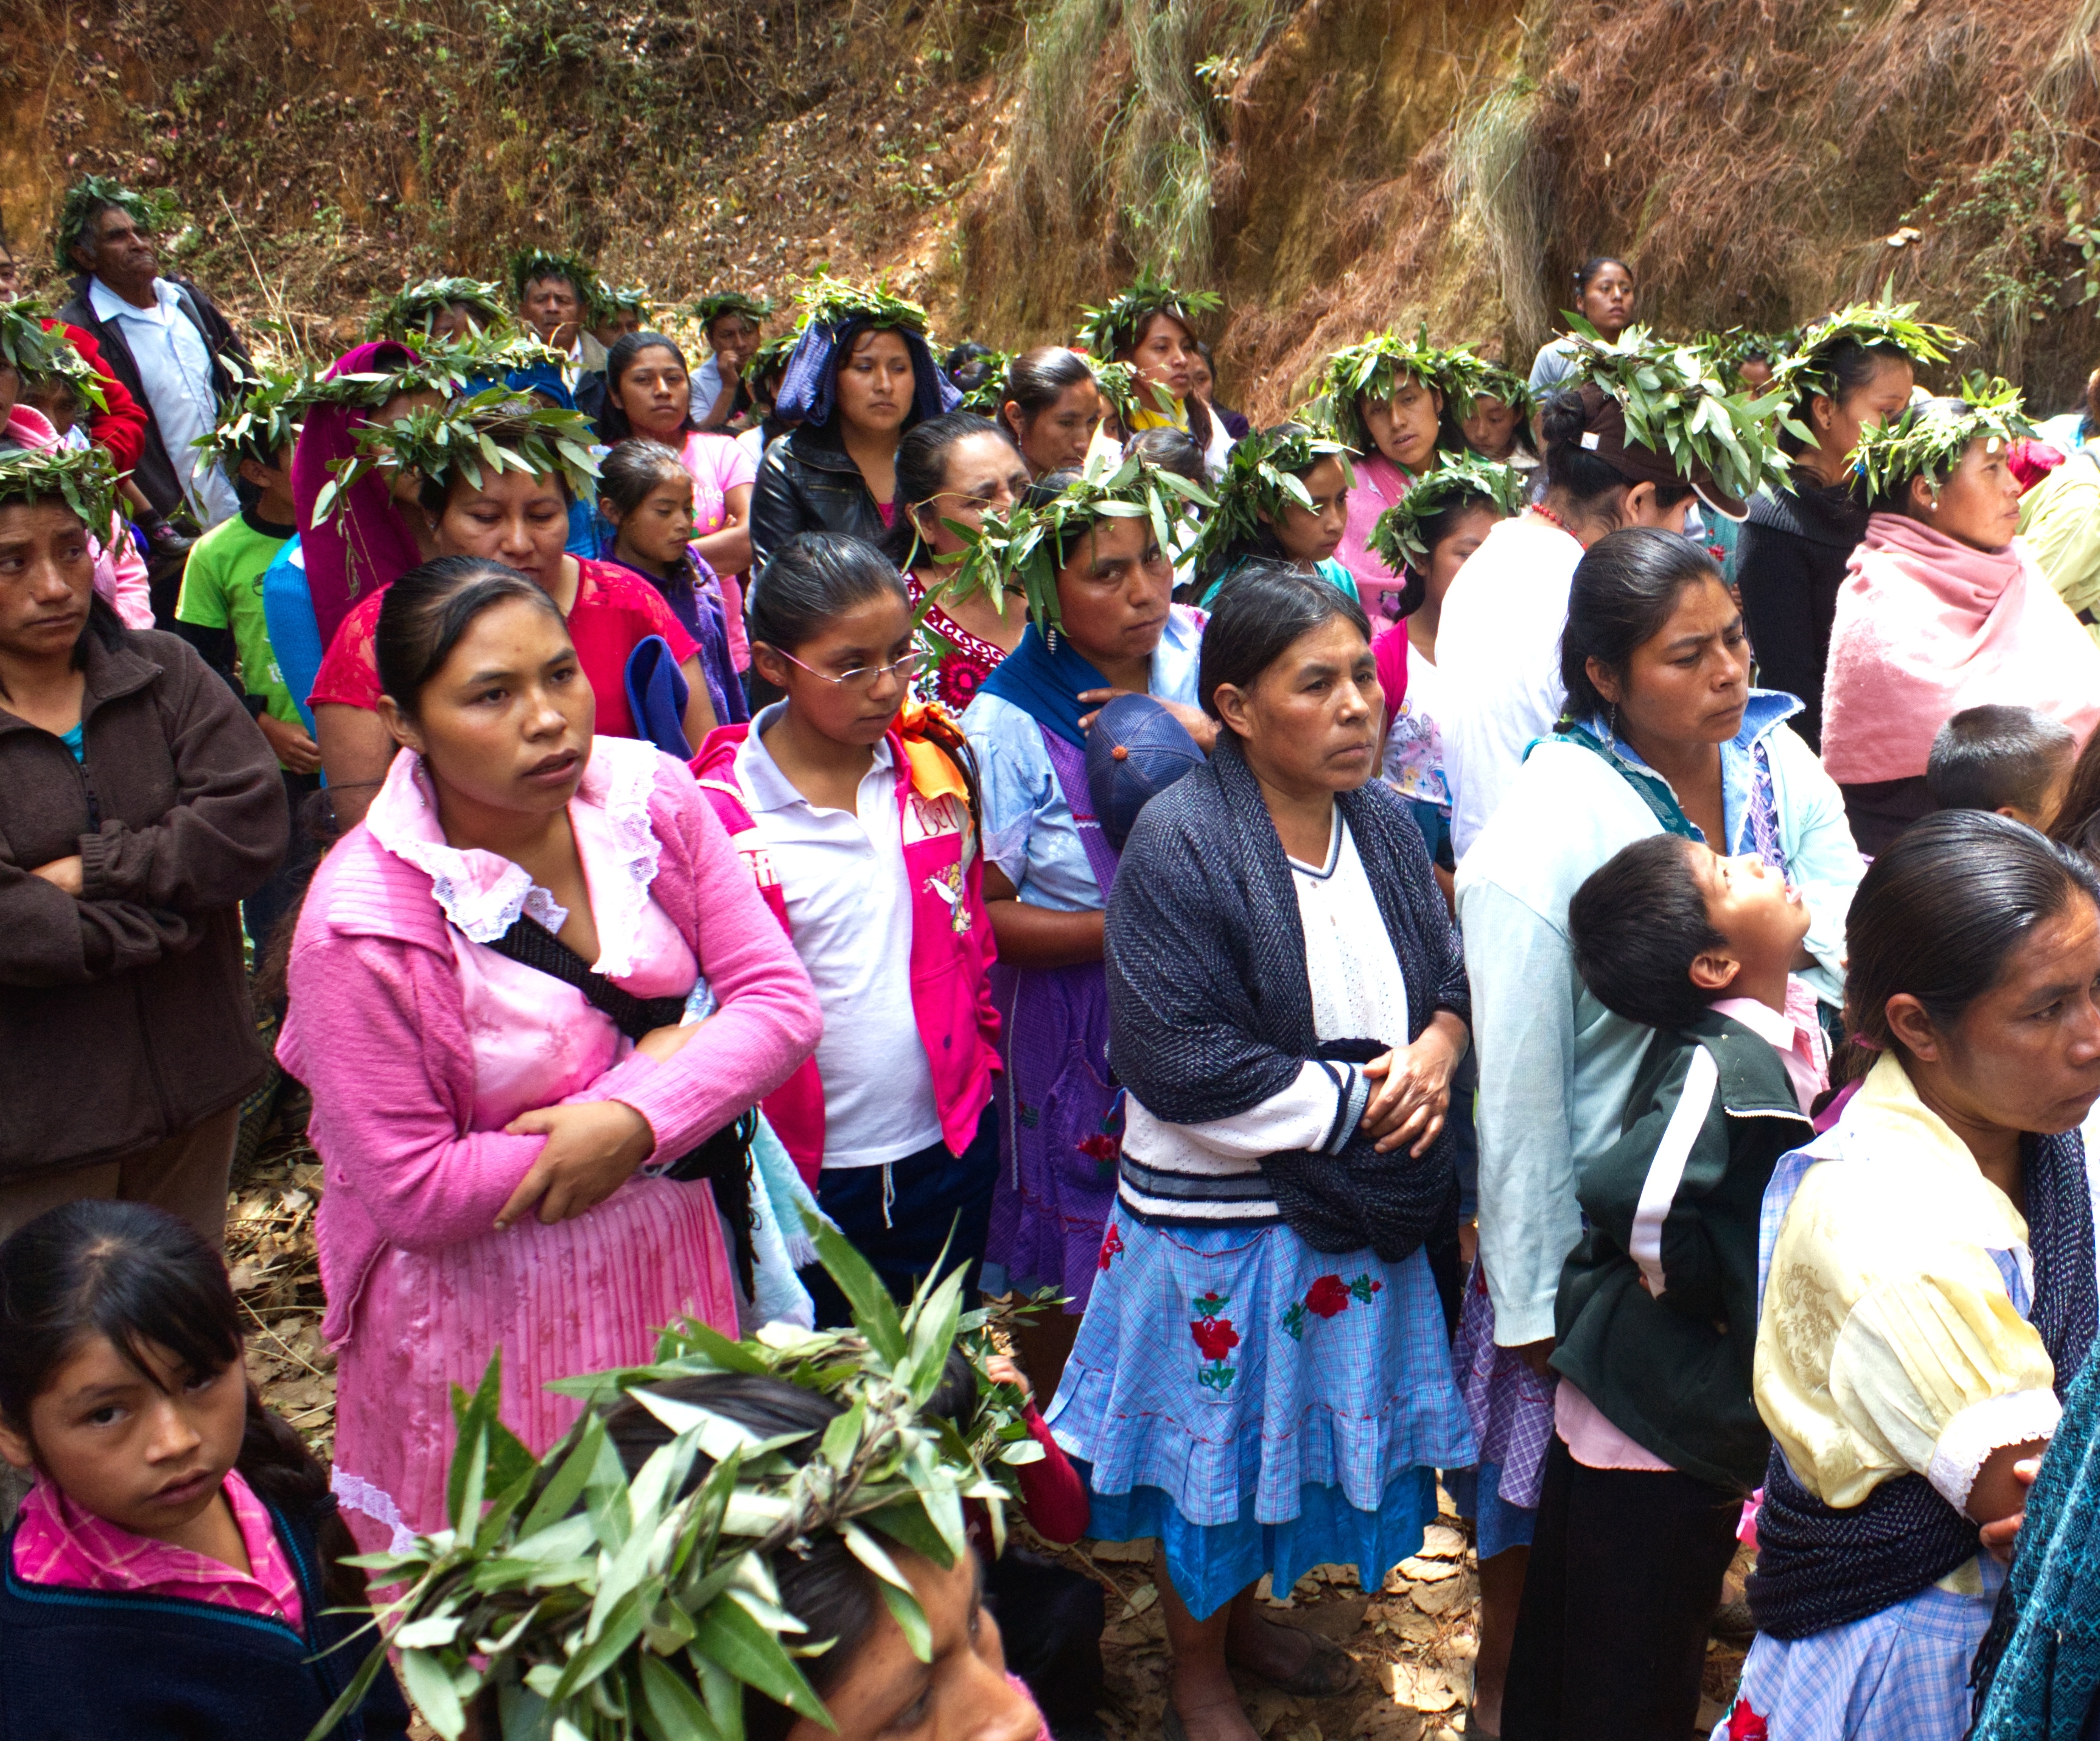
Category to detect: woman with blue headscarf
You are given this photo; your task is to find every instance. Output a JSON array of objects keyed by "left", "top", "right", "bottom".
[{"left": 749, "top": 279, "right": 959, "bottom": 574}]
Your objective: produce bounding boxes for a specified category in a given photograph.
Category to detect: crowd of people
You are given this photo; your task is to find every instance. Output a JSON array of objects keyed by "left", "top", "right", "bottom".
[{"left": 13, "top": 180, "right": 2100, "bottom": 1741}]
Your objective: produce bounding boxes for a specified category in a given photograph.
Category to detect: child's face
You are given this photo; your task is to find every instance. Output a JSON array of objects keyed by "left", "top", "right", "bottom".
[
  {"left": 754, "top": 591, "right": 920, "bottom": 749},
  {"left": 237, "top": 446, "right": 294, "bottom": 506},
  {"left": 1688, "top": 846, "right": 1811, "bottom": 987},
  {"left": 0, "top": 1332, "right": 246, "bottom": 1544},
  {"left": 610, "top": 476, "right": 696, "bottom": 569},
  {"left": 1262, "top": 455, "right": 1349, "bottom": 566}
]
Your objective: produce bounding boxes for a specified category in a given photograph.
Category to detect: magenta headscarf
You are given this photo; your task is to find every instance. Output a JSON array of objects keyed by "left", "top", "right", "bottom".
[{"left": 293, "top": 340, "right": 429, "bottom": 653}]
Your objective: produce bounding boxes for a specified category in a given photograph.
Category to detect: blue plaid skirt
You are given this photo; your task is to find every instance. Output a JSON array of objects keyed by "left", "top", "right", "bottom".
[{"left": 1045, "top": 1213, "right": 1476, "bottom": 1619}]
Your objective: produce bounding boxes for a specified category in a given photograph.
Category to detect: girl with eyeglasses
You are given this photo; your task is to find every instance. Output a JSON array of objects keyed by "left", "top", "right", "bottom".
[{"left": 689, "top": 533, "right": 1003, "bottom": 1325}]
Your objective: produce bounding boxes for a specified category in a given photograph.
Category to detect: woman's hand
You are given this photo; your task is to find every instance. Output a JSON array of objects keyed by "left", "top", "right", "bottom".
[
  {"left": 1360, "top": 1013, "right": 1467, "bottom": 1155},
  {"left": 494, "top": 1100, "right": 656, "bottom": 1229},
  {"left": 1076, "top": 688, "right": 1219, "bottom": 752},
  {"left": 29, "top": 856, "right": 85, "bottom": 897}
]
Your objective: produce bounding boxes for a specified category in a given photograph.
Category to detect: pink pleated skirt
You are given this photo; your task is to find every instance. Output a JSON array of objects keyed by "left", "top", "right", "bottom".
[{"left": 331, "top": 1174, "right": 738, "bottom": 1552}]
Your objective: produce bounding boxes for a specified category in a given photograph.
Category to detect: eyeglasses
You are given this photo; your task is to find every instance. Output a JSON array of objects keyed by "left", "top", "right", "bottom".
[{"left": 773, "top": 647, "right": 929, "bottom": 694}]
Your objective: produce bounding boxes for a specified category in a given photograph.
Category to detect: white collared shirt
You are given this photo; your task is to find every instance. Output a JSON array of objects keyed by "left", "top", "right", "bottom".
[
  {"left": 733, "top": 709, "right": 944, "bottom": 1168},
  {"left": 88, "top": 275, "right": 238, "bottom": 527}
]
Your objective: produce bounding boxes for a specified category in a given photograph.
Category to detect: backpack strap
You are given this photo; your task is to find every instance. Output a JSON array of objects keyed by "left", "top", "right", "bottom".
[{"left": 483, "top": 914, "right": 688, "bottom": 1041}]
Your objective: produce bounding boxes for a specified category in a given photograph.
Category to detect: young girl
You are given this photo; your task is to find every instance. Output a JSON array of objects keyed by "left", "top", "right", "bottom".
[
  {"left": 598, "top": 438, "right": 750, "bottom": 727},
  {"left": 690, "top": 533, "right": 1002, "bottom": 1326},
  {"left": 0, "top": 1199, "right": 410, "bottom": 1739},
  {"left": 1077, "top": 277, "right": 1233, "bottom": 477},
  {"left": 1191, "top": 422, "right": 1358, "bottom": 608},
  {"left": 880, "top": 410, "right": 1034, "bottom": 710},
  {"left": 1528, "top": 256, "right": 1637, "bottom": 394},
  {"left": 998, "top": 347, "right": 1104, "bottom": 478}
]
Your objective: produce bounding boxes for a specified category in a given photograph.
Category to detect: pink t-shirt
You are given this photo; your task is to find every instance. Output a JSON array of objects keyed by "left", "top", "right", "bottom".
[
  {"left": 12, "top": 1467, "right": 305, "bottom": 1631},
  {"left": 679, "top": 430, "right": 757, "bottom": 538}
]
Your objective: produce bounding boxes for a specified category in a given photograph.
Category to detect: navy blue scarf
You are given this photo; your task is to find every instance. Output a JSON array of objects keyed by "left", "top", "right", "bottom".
[{"left": 976, "top": 623, "right": 1111, "bottom": 749}]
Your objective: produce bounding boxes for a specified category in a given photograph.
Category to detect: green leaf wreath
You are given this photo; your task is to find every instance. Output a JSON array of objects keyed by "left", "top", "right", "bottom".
[
  {"left": 1190, "top": 423, "right": 1355, "bottom": 578},
  {"left": 322, "top": 330, "right": 572, "bottom": 410},
  {"left": 796, "top": 273, "right": 932, "bottom": 337},
  {"left": 1075, "top": 271, "right": 1222, "bottom": 360},
  {"left": 953, "top": 349, "right": 1013, "bottom": 416},
  {"left": 1850, "top": 374, "right": 2036, "bottom": 500},
  {"left": 507, "top": 248, "right": 598, "bottom": 308},
  {"left": 934, "top": 449, "right": 1214, "bottom": 636},
  {"left": 0, "top": 444, "right": 119, "bottom": 533},
  {"left": 1699, "top": 327, "right": 1797, "bottom": 394},
  {"left": 0, "top": 298, "right": 107, "bottom": 412},
  {"left": 1432, "top": 349, "right": 1531, "bottom": 422},
  {"left": 1088, "top": 358, "right": 1175, "bottom": 427},
  {"left": 312, "top": 387, "right": 601, "bottom": 528},
  {"left": 1304, "top": 328, "right": 1447, "bottom": 454},
  {"left": 1560, "top": 319, "right": 1797, "bottom": 506},
  {"left": 747, "top": 330, "right": 803, "bottom": 383},
  {"left": 589, "top": 281, "right": 655, "bottom": 328},
  {"left": 1365, "top": 450, "right": 1529, "bottom": 575},
  {"left": 1771, "top": 292, "right": 1966, "bottom": 404},
  {"left": 52, "top": 174, "right": 184, "bottom": 271},
  {"left": 193, "top": 362, "right": 317, "bottom": 469},
  {"left": 687, "top": 292, "right": 775, "bottom": 331},
  {"left": 366, "top": 278, "right": 510, "bottom": 343},
  {"left": 306, "top": 1219, "right": 1048, "bottom": 1741}
]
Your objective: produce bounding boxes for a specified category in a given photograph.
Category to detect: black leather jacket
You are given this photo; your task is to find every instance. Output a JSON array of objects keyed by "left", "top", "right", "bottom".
[{"left": 749, "top": 423, "right": 888, "bottom": 574}]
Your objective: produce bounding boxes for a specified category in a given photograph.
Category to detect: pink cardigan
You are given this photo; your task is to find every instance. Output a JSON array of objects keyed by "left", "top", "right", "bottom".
[{"left": 279, "top": 751, "right": 822, "bottom": 1344}]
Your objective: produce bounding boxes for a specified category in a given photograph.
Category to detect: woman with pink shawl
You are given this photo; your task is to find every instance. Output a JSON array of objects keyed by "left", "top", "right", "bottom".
[{"left": 1822, "top": 394, "right": 2100, "bottom": 853}]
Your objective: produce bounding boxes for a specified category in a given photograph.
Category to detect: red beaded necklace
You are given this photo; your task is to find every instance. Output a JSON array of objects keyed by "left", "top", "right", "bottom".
[{"left": 1529, "top": 502, "right": 1580, "bottom": 541}]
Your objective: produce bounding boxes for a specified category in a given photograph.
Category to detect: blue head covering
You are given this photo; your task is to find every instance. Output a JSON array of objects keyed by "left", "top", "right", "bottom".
[
  {"left": 503, "top": 362, "right": 576, "bottom": 411},
  {"left": 775, "top": 315, "right": 959, "bottom": 430}
]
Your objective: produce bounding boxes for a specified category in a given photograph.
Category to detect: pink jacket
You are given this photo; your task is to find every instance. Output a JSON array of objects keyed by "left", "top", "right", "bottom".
[
  {"left": 5, "top": 406, "right": 152, "bottom": 629},
  {"left": 690, "top": 712, "right": 1001, "bottom": 1185},
  {"left": 279, "top": 751, "right": 822, "bottom": 1343}
]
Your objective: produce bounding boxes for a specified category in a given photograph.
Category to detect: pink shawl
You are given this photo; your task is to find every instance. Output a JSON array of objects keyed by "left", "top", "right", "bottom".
[
  {"left": 293, "top": 340, "right": 428, "bottom": 654},
  {"left": 1821, "top": 511, "right": 2100, "bottom": 783}
]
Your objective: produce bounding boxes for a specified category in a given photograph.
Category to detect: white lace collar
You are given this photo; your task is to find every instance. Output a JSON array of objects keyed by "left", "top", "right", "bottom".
[{"left": 365, "top": 737, "right": 667, "bottom": 977}]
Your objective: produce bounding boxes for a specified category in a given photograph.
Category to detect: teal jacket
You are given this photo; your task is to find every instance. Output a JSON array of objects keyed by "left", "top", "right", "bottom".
[{"left": 1550, "top": 1009, "right": 1811, "bottom": 1493}]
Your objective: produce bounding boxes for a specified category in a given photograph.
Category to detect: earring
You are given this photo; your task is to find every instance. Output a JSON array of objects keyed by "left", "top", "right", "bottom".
[
  {"left": 1606, "top": 702, "right": 1619, "bottom": 752},
  {"left": 1047, "top": 625, "right": 1059, "bottom": 653}
]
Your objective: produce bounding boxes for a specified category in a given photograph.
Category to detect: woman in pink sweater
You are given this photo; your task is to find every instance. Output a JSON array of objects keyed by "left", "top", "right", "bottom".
[{"left": 279, "top": 555, "right": 820, "bottom": 1551}]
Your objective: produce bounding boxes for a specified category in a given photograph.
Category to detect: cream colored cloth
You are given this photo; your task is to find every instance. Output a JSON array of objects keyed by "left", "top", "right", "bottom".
[{"left": 1755, "top": 1053, "right": 2060, "bottom": 1514}]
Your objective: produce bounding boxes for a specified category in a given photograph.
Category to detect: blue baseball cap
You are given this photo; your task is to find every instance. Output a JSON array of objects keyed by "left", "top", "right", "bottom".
[{"left": 1086, "top": 692, "right": 1206, "bottom": 851}]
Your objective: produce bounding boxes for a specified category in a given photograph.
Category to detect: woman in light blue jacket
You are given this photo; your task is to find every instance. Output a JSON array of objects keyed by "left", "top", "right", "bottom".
[{"left": 1451, "top": 528, "right": 1861, "bottom": 1732}]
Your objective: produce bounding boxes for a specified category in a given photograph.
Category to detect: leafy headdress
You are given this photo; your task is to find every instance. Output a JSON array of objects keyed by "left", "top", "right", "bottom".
[
  {"left": 1771, "top": 295, "right": 1966, "bottom": 407},
  {"left": 323, "top": 331, "right": 572, "bottom": 410},
  {"left": 0, "top": 445, "right": 118, "bottom": 533},
  {"left": 1701, "top": 328, "right": 1797, "bottom": 394},
  {"left": 953, "top": 349, "right": 1013, "bottom": 417},
  {"left": 1088, "top": 358, "right": 1171, "bottom": 427},
  {"left": 53, "top": 174, "right": 181, "bottom": 271},
  {"left": 1850, "top": 376, "right": 2036, "bottom": 502},
  {"left": 312, "top": 387, "right": 601, "bottom": 527},
  {"left": 1306, "top": 328, "right": 1449, "bottom": 455},
  {"left": 194, "top": 363, "right": 319, "bottom": 470},
  {"left": 1075, "top": 272, "right": 1222, "bottom": 361},
  {"left": 1191, "top": 423, "right": 1355, "bottom": 578},
  {"left": 688, "top": 292, "right": 774, "bottom": 333},
  {"left": 747, "top": 330, "right": 802, "bottom": 385},
  {"left": 775, "top": 276, "right": 957, "bottom": 430},
  {"left": 1365, "top": 450, "right": 1528, "bottom": 576},
  {"left": 589, "top": 281, "right": 654, "bottom": 329},
  {"left": 0, "top": 298, "right": 106, "bottom": 412},
  {"left": 308, "top": 1222, "right": 1045, "bottom": 1741},
  {"left": 936, "top": 450, "right": 1212, "bottom": 638},
  {"left": 1559, "top": 320, "right": 1796, "bottom": 519},
  {"left": 366, "top": 277, "right": 509, "bottom": 343},
  {"left": 508, "top": 248, "right": 598, "bottom": 309},
  {"left": 1434, "top": 349, "right": 1531, "bottom": 422}
]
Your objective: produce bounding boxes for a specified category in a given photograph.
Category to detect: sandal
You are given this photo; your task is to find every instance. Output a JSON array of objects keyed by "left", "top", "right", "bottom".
[{"left": 1235, "top": 1617, "right": 1361, "bottom": 1698}]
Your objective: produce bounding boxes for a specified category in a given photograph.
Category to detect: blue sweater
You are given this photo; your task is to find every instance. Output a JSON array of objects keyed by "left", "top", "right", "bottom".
[{"left": 0, "top": 1492, "right": 410, "bottom": 1740}]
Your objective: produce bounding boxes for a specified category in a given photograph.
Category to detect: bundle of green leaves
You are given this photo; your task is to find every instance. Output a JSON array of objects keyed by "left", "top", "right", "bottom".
[
  {"left": 0, "top": 445, "right": 118, "bottom": 533},
  {"left": 746, "top": 331, "right": 803, "bottom": 384},
  {"left": 687, "top": 292, "right": 775, "bottom": 331},
  {"left": 1561, "top": 320, "right": 1798, "bottom": 507},
  {"left": 1435, "top": 351, "right": 1531, "bottom": 422},
  {"left": 193, "top": 363, "right": 320, "bottom": 470},
  {"left": 1304, "top": 328, "right": 1447, "bottom": 455},
  {"left": 324, "top": 331, "right": 571, "bottom": 410},
  {"left": 797, "top": 274, "right": 932, "bottom": 338},
  {"left": 313, "top": 387, "right": 601, "bottom": 527},
  {"left": 308, "top": 1221, "right": 1048, "bottom": 1741},
  {"left": 1699, "top": 327, "right": 1797, "bottom": 393},
  {"left": 590, "top": 281, "right": 655, "bottom": 328},
  {"left": 1366, "top": 450, "right": 1529, "bottom": 576},
  {"left": 1773, "top": 293, "right": 1966, "bottom": 404},
  {"left": 1075, "top": 271, "right": 1222, "bottom": 360},
  {"left": 0, "top": 299, "right": 107, "bottom": 413},
  {"left": 366, "top": 278, "right": 510, "bottom": 343},
  {"left": 1191, "top": 423, "right": 1355, "bottom": 577},
  {"left": 1088, "top": 358, "right": 1174, "bottom": 427},
  {"left": 954, "top": 350, "right": 1013, "bottom": 416},
  {"left": 936, "top": 449, "right": 1213, "bottom": 636},
  {"left": 508, "top": 248, "right": 598, "bottom": 308},
  {"left": 1850, "top": 375, "right": 2035, "bottom": 500}
]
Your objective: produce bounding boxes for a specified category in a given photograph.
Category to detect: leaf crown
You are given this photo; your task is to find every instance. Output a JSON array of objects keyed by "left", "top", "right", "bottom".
[
  {"left": 589, "top": 280, "right": 654, "bottom": 326},
  {"left": 1192, "top": 423, "right": 1356, "bottom": 577},
  {"left": 796, "top": 273, "right": 931, "bottom": 338},
  {"left": 1699, "top": 326, "right": 1797, "bottom": 390},
  {"left": 54, "top": 174, "right": 181, "bottom": 271},
  {"left": 1561, "top": 320, "right": 1797, "bottom": 506},
  {"left": 366, "top": 278, "right": 509, "bottom": 342},
  {"left": 0, "top": 444, "right": 118, "bottom": 533},
  {"left": 1365, "top": 450, "right": 1528, "bottom": 574},
  {"left": 1306, "top": 328, "right": 1449, "bottom": 454},
  {"left": 936, "top": 449, "right": 1214, "bottom": 636},
  {"left": 0, "top": 299, "right": 107, "bottom": 411},
  {"left": 1851, "top": 376, "right": 2036, "bottom": 499},
  {"left": 312, "top": 387, "right": 601, "bottom": 529},
  {"left": 1435, "top": 351, "right": 1531, "bottom": 421},
  {"left": 748, "top": 331, "right": 803, "bottom": 380},
  {"left": 1088, "top": 358, "right": 1174, "bottom": 426},
  {"left": 507, "top": 247, "right": 597, "bottom": 307},
  {"left": 954, "top": 349, "right": 1013, "bottom": 416},
  {"left": 689, "top": 292, "right": 775, "bottom": 329},
  {"left": 309, "top": 1219, "right": 1048, "bottom": 1741},
  {"left": 195, "top": 363, "right": 318, "bottom": 468},
  {"left": 1076, "top": 271, "right": 1223, "bottom": 360},
  {"left": 323, "top": 331, "right": 571, "bottom": 410},
  {"left": 1773, "top": 293, "right": 1967, "bottom": 404}
]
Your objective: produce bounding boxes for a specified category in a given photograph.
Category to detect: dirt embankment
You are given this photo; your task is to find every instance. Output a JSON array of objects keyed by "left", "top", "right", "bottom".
[{"left": 4, "top": 0, "right": 2099, "bottom": 429}]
